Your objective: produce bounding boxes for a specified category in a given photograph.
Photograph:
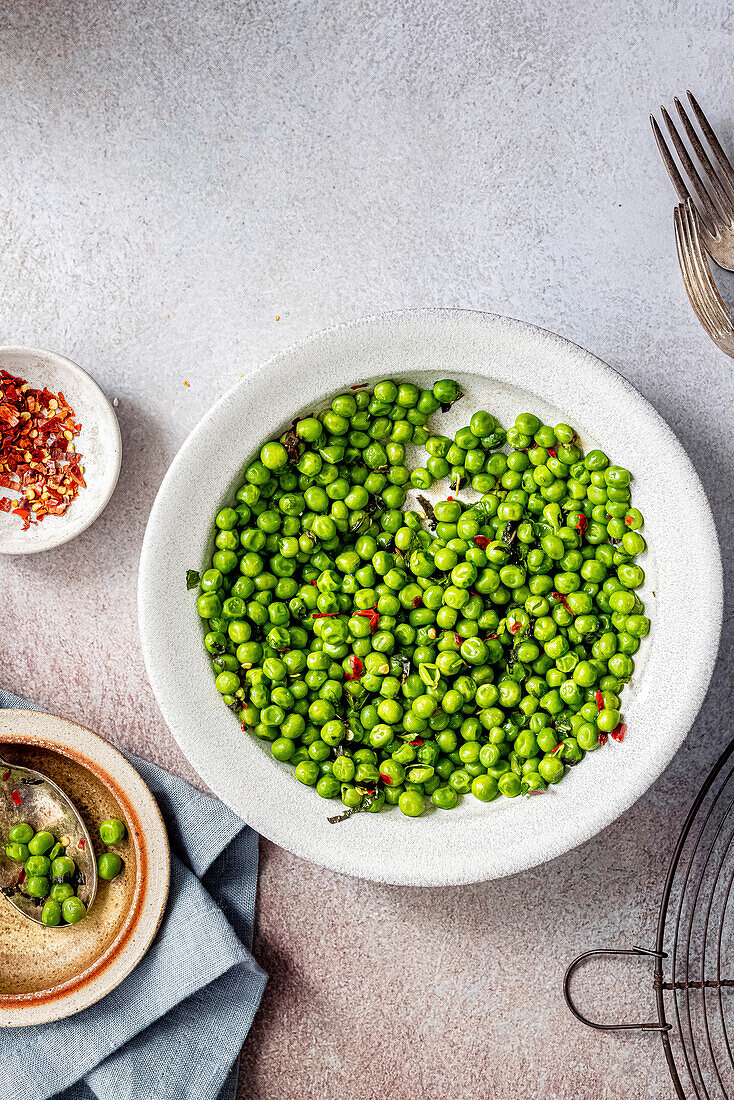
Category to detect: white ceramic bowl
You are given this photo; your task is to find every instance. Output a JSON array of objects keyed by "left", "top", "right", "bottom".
[
  {"left": 138, "top": 310, "right": 722, "bottom": 885},
  {"left": 0, "top": 346, "right": 121, "bottom": 554}
]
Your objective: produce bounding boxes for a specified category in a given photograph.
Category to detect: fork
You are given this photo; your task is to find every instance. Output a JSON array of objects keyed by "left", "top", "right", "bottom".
[
  {"left": 651, "top": 91, "right": 734, "bottom": 270},
  {"left": 674, "top": 198, "right": 734, "bottom": 356}
]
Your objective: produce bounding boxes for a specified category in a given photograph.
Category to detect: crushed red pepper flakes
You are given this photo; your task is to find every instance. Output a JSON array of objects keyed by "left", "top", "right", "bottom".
[
  {"left": 595, "top": 690, "right": 604, "bottom": 711},
  {"left": 312, "top": 611, "right": 339, "bottom": 618},
  {"left": 611, "top": 723, "right": 627, "bottom": 742},
  {"left": 10, "top": 790, "right": 22, "bottom": 805},
  {"left": 624, "top": 516, "right": 634, "bottom": 526},
  {"left": 1, "top": 769, "right": 10, "bottom": 781},
  {"left": 410, "top": 738, "right": 423, "bottom": 746},
  {"left": 547, "top": 447, "right": 557, "bottom": 458},
  {"left": 345, "top": 656, "right": 363, "bottom": 681},
  {"left": 379, "top": 772, "right": 392, "bottom": 785},
  {"left": 412, "top": 596, "right": 423, "bottom": 608},
  {"left": 552, "top": 591, "right": 572, "bottom": 613},
  {"left": 78, "top": 837, "right": 86, "bottom": 850},
  {"left": 0, "top": 369, "right": 85, "bottom": 528},
  {"left": 354, "top": 607, "right": 379, "bottom": 633},
  {"left": 473, "top": 535, "right": 490, "bottom": 549},
  {"left": 576, "top": 513, "right": 588, "bottom": 534},
  {"left": 598, "top": 733, "right": 609, "bottom": 746},
  {"left": 508, "top": 620, "right": 521, "bottom": 635}
]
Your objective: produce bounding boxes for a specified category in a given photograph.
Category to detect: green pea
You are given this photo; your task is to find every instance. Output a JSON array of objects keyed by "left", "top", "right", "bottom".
[
  {"left": 97, "top": 852, "right": 124, "bottom": 880},
  {"left": 41, "top": 898, "right": 62, "bottom": 927},
  {"left": 27, "top": 830, "right": 55, "bottom": 856},
  {"left": 51, "top": 856, "right": 77, "bottom": 880},
  {"left": 50, "top": 883, "right": 75, "bottom": 902},
  {"left": 26, "top": 875, "right": 50, "bottom": 898},
  {"left": 498, "top": 771, "right": 522, "bottom": 797},
  {"left": 25, "top": 855, "right": 51, "bottom": 877},
  {"left": 8, "top": 823, "right": 34, "bottom": 845},
  {"left": 61, "top": 896, "right": 87, "bottom": 924},
  {"left": 99, "top": 818, "right": 127, "bottom": 845},
  {"left": 471, "top": 774, "right": 499, "bottom": 802},
  {"left": 398, "top": 789, "right": 425, "bottom": 816},
  {"left": 431, "top": 786, "right": 459, "bottom": 809}
]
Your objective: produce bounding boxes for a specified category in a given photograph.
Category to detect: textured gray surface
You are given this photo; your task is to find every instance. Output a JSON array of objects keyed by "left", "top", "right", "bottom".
[{"left": 0, "top": 0, "right": 733, "bottom": 1095}]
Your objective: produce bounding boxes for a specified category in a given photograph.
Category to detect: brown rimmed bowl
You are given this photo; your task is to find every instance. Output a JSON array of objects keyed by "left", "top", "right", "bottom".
[{"left": 0, "top": 710, "right": 169, "bottom": 1027}]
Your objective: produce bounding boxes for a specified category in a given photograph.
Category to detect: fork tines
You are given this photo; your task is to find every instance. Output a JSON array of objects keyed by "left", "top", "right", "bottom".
[{"left": 652, "top": 92, "right": 734, "bottom": 240}]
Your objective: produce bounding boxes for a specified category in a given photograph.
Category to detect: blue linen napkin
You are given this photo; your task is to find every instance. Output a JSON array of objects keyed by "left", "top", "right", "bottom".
[{"left": 0, "top": 689, "right": 267, "bottom": 1100}]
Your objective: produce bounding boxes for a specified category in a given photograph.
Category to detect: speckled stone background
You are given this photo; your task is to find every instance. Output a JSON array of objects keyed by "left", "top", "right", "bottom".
[{"left": 1, "top": 1, "right": 733, "bottom": 1095}]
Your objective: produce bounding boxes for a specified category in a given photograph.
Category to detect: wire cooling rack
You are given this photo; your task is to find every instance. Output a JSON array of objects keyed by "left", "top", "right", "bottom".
[{"left": 565, "top": 738, "right": 734, "bottom": 1099}]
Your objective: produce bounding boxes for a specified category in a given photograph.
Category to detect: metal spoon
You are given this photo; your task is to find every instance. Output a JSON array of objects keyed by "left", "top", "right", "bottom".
[{"left": 0, "top": 753, "right": 97, "bottom": 926}]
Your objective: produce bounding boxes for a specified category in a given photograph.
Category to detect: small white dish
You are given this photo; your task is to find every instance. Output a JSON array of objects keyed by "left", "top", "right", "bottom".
[
  {"left": 0, "top": 346, "right": 121, "bottom": 555},
  {"left": 138, "top": 309, "right": 723, "bottom": 885}
]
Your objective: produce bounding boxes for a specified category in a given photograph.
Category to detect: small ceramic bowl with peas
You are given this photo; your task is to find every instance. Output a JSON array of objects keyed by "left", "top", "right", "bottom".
[
  {"left": 0, "top": 710, "right": 169, "bottom": 1027},
  {"left": 140, "top": 308, "right": 722, "bottom": 886}
]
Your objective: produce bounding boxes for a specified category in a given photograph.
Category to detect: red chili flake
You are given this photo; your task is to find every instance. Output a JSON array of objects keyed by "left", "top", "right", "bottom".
[
  {"left": 410, "top": 739, "right": 423, "bottom": 746},
  {"left": 474, "top": 535, "right": 490, "bottom": 549},
  {"left": 311, "top": 580, "right": 318, "bottom": 586},
  {"left": 598, "top": 733, "right": 609, "bottom": 745},
  {"left": 551, "top": 591, "right": 572, "bottom": 613},
  {"left": 624, "top": 516, "right": 633, "bottom": 526},
  {"left": 350, "top": 382, "right": 369, "bottom": 389},
  {"left": 10, "top": 790, "right": 22, "bottom": 805},
  {"left": 1, "top": 769, "right": 10, "bottom": 781},
  {"left": 379, "top": 772, "right": 392, "bottom": 785},
  {"left": 0, "top": 369, "right": 84, "bottom": 528},
  {"left": 454, "top": 633, "right": 462, "bottom": 646},
  {"left": 345, "top": 656, "right": 363, "bottom": 681},
  {"left": 551, "top": 743, "right": 563, "bottom": 754},
  {"left": 412, "top": 596, "right": 423, "bottom": 608},
  {"left": 595, "top": 690, "right": 604, "bottom": 711},
  {"left": 17, "top": 869, "right": 25, "bottom": 885},
  {"left": 354, "top": 607, "right": 379, "bottom": 633},
  {"left": 312, "top": 611, "right": 339, "bottom": 618},
  {"left": 548, "top": 447, "right": 557, "bottom": 457},
  {"left": 576, "top": 513, "right": 588, "bottom": 534},
  {"left": 487, "top": 633, "right": 499, "bottom": 640},
  {"left": 508, "top": 620, "right": 521, "bottom": 635},
  {"left": 78, "top": 837, "right": 86, "bottom": 850},
  {"left": 447, "top": 495, "right": 454, "bottom": 501},
  {"left": 611, "top": 722, "right": 627, "bottom": 743}
]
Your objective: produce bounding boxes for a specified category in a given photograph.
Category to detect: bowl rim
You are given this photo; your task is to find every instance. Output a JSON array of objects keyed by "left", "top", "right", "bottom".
[
  {"left": 0, "top": 344, "right": 122, "bottom": 555},
  {"left": 138, "top": 307, "right": 723, "bottom": 885},
  {"left": 0, "top": 710, "right": 170, "bottom": 1026}
]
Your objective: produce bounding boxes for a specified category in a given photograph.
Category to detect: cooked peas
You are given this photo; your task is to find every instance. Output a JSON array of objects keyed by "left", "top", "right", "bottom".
[
  {"left": 97, "top": 852, "right": 124, "bottom": 881},
  {"left": 61, "top": 896, "right": 87, "bottom": 924},
  {"left": 5, "top": 843, "right": 30, "bottom": 862},
  {"left": 27, "top": 830, "right": 55, "bottom": 856},
  {"left": 198, "top": 381, "right": 648, "bottom": 819},
  {"left": 8, "top": 822, "right": 34, "bottom": 845},
  {"left": 3, "top": 812, "right": 130, "bottom": 925},
  {"left": 41, "top": 898, "right": 62, "bottom": 926}
]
